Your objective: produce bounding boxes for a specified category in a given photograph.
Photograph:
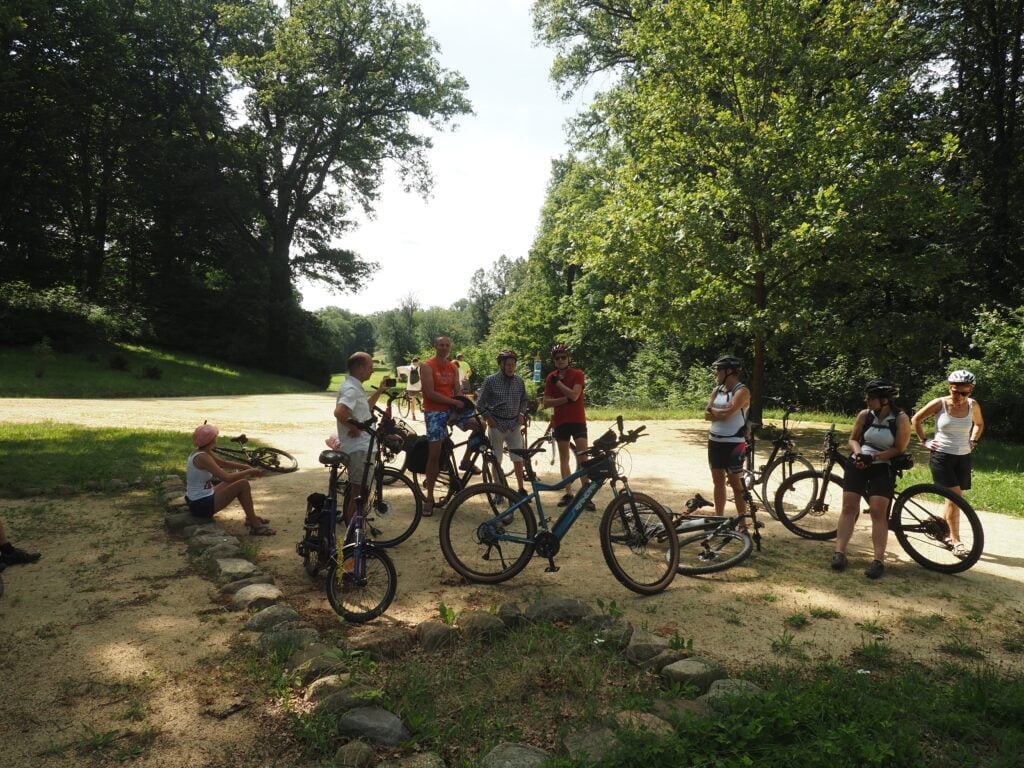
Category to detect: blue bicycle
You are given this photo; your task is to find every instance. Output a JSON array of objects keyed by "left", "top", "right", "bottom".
[
  {"left": 297, "top": 417, "right": 397, "bottom": 622},
  {"left": 438, "top": 418, "right": 680, "bottom": 595}
]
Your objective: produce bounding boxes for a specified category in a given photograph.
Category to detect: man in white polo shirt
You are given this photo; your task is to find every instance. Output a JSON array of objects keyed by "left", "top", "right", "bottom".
[{"left": 333, "top": 351, "right": 389, "bottom": 523}]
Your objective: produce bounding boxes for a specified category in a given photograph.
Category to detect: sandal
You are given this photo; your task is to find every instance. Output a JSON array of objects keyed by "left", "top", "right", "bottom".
[
  {"left": 952, "top": 542, "right": 969, "bottom": 559},
  {"left": 255, "top": 516, "right": 271, "bottom": 525},
  {"left": 247, "top": 523, "right": 276, "bottom": 536}
]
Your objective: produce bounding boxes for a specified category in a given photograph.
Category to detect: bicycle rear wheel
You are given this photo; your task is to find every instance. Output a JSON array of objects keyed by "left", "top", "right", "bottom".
[
  {"left": 599, "top": 492, "right": 679, "bottom": 595},
  {"left": 365, "top": 468, "right": 422, "bottom": 547},
  {"left": 397, "top": 395, "right": 410, "bottom": 419},
  {"left": 774, "top": 470, "right": 842, "bottom": 540},
  {"left": 325, "top": 544, "right": 397, "bottom": 623},
  {"left": 760, "top": 453, "right": 815, "bottom": 519},
  {"left": 676, "top": 529, "right": 753, "bottom": 575},
  {"left": 892, "top": 484, "right": 984, "bottom": 574},
  {"left": 251, "top": 447, "right": 299, "bottom": 473},
  {"left": 439, "top": 484, "right": 537, "bottom": 583}
]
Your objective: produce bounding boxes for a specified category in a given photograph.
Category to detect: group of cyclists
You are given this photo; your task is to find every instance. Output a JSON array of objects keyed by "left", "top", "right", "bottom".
[{"left": 181, "top": 338, "right": 985, "bottom": 583}]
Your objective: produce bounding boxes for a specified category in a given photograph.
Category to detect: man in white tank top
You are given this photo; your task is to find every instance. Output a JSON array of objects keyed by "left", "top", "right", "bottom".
[{"left": 911, "top": 370, "right": 985, "bottom": 557}]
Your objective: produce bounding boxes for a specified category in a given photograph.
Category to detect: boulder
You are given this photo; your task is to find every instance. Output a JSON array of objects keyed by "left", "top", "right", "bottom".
[
  {"left": 456, "top": 611, "right": 506, "bottom": 641},
  {"left": 288, "top": 645, "right": 350, "bottom": 683},
  {"left": 523, "top": 597, "right": 593, "bottom": 624},
  {"left": 166, "top": 496, "right": 188, "bottom": 509},
  {"left": 660, "top": 657, "right": 727, "bottom": 694},
  {"left": 417, "top": 621, "right": 457, "bottom": 652},
  {"left": 562, "top": 724, "right": 619, "bottom": 762},
  {"left": 201, "top": 543, "right": 243, "bottom": 562},
  {"left": 700, "top": 678, "right": 766, "bottom": 707},
  {"left": 642, "top": 649, "right": 692, "bottom": 673},
  {"left": 613, "top": 710, "right": 674, "bottom": 738},
  {"left": 348, "top": 626, "right": 416, "bottom": 660},
  {"left": 379, "top": 755, "right": 446, "bottom": 768},
  {"left": 337, "top": 706, "right": 410, "bottom": 747},
  {"left": 188, "top": 534, "right": 240, "bottom": 556},
  {"left": 165, "top": 511, "right": 212, "bottom": 534},
  {"left": 497, "top": 603, "right": 523, "bottom": 627},
  {"left": 244, "top": 604, "right": 299, "bottom": 632},
  {"left": 479, "top": 741, "right": 550, "bottom": 767},
  {"left": 334, "top": 740, "right": 375, "bottom": 768},
  {"left": 624, "top": 629, "right": 671, "bottom": 663},
  {"left": 212, "top": 558, "right": 259, "bottom": 584},
  {"left": 220, "top": 574, "right": 276, "bottom": 595},
  {"left": 258, "top": 626, "right": 320, "bottom": 654},
  {"left": 314, "top": 686, "right": 384, "bottom": 717},
  {"left": 230, "top": 583, "right": 283, "bottom": 612},
  {"left": 304, "top": 673, "right": 352, "bottom": 703}
]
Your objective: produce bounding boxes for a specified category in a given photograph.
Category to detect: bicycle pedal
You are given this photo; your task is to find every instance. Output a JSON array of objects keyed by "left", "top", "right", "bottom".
[{"left": 544, "top": 558, "right": 560, "bottom": 573}]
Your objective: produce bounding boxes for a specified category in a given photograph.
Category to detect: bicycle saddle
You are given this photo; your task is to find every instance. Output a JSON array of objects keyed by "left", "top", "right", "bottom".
[
  {"left": 686, "top": 493, "right": 713, "bottom": 513},
  {"left": 319, "top": 450, "right": 348, "bottom": 467},
  {"left": 230, "top": 434, "right": 247, "bottom": 444}
]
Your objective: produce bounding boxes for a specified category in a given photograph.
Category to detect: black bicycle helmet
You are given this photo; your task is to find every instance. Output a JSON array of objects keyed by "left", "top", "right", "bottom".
[
  {"left": 712, "top": 355, "right": 743, "bottom": 371},
  {"left": 551, "top": 343, "right": 570, "bottom": 358},
  {"left": 496, "top": 349, "right": 518, "bottom": 364},
  {"left": 864, "top": 379, "right": 900, "bottom": 399}
]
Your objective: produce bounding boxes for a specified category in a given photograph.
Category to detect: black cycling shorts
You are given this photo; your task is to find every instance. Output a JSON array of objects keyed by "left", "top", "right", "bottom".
[
  {"left": 186, "top": 494, "right": 216, "bottom": 518},
  {"left": 708, "top": 440, "right": 746, "bottom": 473},
  {"left": 553, "top": 423, "right": 588, "bottom": 442},
  {"left": 930, "top": 451, "right": 972, "bottom": 491},
  {"left": 842, "top": 462, "right": 894, "bottom": 499}
]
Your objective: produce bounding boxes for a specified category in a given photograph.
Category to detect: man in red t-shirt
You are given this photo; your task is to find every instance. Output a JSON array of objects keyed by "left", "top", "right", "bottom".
[{"left": 542, "top": 344, "right": 594, "bottom": 509}]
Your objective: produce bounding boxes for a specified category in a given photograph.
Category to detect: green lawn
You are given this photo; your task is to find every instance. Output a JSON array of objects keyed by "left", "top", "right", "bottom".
[
  {"left": 1, "top": 344, "right": 319, "bottom": 398},
  {"left": 0, "top": 423, "right": 187, "bottom": 492}
]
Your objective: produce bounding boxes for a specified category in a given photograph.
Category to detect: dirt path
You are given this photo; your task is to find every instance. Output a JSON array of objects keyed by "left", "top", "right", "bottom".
[{"left": 2, "top": 394, "right": 1023, "bottom": 765}]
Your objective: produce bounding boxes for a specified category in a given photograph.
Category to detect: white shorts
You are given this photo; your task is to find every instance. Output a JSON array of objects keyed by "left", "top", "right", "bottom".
[{"left": 488, "top": 427, "right": 524, "bottom": 464}]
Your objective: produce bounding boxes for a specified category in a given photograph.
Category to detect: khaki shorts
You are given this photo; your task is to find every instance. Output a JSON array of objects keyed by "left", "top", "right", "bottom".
[
  {"left": 488, "top": 426, "right": 524, "bottom": 464},
  {"left": 344, "top": 450, "right": 377, "bottom": 485}
]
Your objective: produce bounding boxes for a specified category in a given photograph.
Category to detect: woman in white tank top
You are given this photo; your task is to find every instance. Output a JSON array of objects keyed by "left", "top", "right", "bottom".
[
  {"left": 703, "top": 356, "right": 750, "bottom": 519},
  {"left": 911, "top": 370, "right": 985, "bottom": 557},
  {"left": 185, "top": 423, "right": 275, "bottom": 535}
]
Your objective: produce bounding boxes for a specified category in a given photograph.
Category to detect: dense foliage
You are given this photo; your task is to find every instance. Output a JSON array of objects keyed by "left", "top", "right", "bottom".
[{"left": 0, "top": 0, "right": 469, "bottom": 386}]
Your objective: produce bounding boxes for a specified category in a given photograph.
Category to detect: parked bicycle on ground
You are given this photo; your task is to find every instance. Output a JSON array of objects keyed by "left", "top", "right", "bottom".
[
  {"left": 296, "top": 417, "right": 398, "bottom": 622},
  {"left": 212, "top": 432, "right": 298, "bottom": 473},
  {"left": 773, "top": 426, "right": 984, "bottom": 573},
  {"left": 743, "top": 399, "right": 816, "bottom": 518},
  {"left": 659, "top": 492, "right": 762, "bottom": 575},
  {"left": 438, "top": 417, "right": 680, "bottom": 595}
]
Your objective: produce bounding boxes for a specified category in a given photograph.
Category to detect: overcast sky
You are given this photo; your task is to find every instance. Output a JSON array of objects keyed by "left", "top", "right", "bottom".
[{"left": 297, "top": 0, "right": 596, "bottom": 316}]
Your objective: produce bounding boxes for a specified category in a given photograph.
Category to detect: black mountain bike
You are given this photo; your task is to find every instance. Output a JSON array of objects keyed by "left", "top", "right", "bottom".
[
  {"left": 773, "top": 425, "right": 984, "bottom": 573},
  {"left": 212, "top": 433, "right": 298, "bottom": 473},
  {"left": 743, "top": 400, "right": 815, "bottom": 519},
  {"left": 661, "top": 493, "right": 762, "bottom": 575}
]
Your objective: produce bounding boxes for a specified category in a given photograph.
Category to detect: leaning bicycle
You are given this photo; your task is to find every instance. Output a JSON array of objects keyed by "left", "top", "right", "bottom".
[
  {"left": 212, "top": 432, "right": 298, "bottom": 473},
  {"left": 439, "top": 417, "right": 679, "bottom": 595},
  {"left": 743, "top": 399, "right": 816, "bottom": 518},
  {"left": 773, "top": 426, "right": 984, "bottom": 573}
]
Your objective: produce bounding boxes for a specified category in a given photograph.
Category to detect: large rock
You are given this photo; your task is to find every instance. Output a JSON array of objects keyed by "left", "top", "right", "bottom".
[
  {"left": 184, "top": 523, "right": 224, "bottom": 539},
  {"left": 523, "top": 597, "right": 593, "bottom": 624},
  {"left": 652, "top": 698, "right": 712, "bottom": 722},
  {"left": 230, "top": 583, "right": 283, "bottom": 612},
  {"left": 188, "top": 534, "right": 241, "bottom": 555},
  {"left": 213, "top": 558, "right": 259, "bottom": 584},
  {"left": 313, "top": 686, "right": 384, "bottom": 717},
  {"left": 288, "top": 645, "right": 350, "bottom": 683},
  {"left": 642, "top": 648, "right": 692, "bottom": 673},
  {"left": 166, "top": 496, "right": 188, "bottom": 509},
  {"left": 624, "top": 629, "right": 671, "bottom": 663},
  {"left": 613, "top": 710, "right": 674, "bottom": 737},
  {"left": 244, "top": 604, "right": 299, "bottom": 632},
  {"left": 562, "top": 724, "right": 619, "bottom": 762},
  {"left": 348, "top": 626, "right": 416, "bottom": 660},
  {"left": 221, "top": 574, "right": 276, "bottom": 595},
  {"left": 417, "top": 621, "right": 457, "bottom": 652},
  {"left": 497, "top": 603, "right": 523, "bottom": 627},
  {"left": 701, "top": 678, "right": 766, "bottom": 706},
  {"left": 334, "top": 740, "right": 375, "bottom": 768},
  {"left": 202, "top": 543, "right": 244, "bottom": 562},
  {"left": 583, "top": 616, "right": 633, "bottom": 649},
  {"left": 380, "top": 755, "right": 445, "bottom": 768},
  {"left": 165, "top": 511, "right": 212, "bottom": 534},
  {"left": 456, "top": 611, "right": 506, "bottom": 641},
  {"left": 304, "top": 673, "right": 352, "bottom": 703},
  {"left": 479, "top": 741, "right": 550, "bottom": 767},
  {"left": 258, "top": 626, "right": 320, "bottom": 654},
  {"left": 337, "top": 706, "right": 410, "bottom": 747},
  {"left": 660, "top": 657, "right": 727, "bottom": 694}
]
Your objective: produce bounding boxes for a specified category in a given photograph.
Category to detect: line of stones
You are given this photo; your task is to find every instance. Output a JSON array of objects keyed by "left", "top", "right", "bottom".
[{"left": 162, "top": 478, "right": 766, "bottom": 767}]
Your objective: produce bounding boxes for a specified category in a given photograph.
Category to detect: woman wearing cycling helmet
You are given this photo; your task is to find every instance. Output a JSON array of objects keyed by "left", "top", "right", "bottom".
[
  {"left": 704, "top": 356, "right": 750, "bottom": 519},
  {"left": 543, "top": 344, "right": 594, "bottom": 509},
  {"left": 185, "top": 423, "right": 274, "bottom": 535},
  {"left": 911, "top": 370, "right": 985, "bottom": 558},
  {"left": 833, "top": 380, "right": 910, "bottom": 578}
]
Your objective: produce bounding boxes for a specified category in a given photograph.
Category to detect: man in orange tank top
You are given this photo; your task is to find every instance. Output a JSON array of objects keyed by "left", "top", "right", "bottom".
[{"left": 420, "top": 336, "right": 480, "bottom": 515}]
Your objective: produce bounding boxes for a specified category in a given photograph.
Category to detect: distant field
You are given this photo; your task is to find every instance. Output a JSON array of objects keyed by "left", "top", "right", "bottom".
[{"left": 0, "top": 344, "right": 319, "bottom": 398}]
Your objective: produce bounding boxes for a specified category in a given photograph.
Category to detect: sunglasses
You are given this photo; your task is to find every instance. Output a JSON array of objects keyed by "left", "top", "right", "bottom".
[
  {"left": 950, "top": 387, "right": 972, "bottom": 395},
  {"left": 554, "top": 354, "right": 568, "bottom": 360}
]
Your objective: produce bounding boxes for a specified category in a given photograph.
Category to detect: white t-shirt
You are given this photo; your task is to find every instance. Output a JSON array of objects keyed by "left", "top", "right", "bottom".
[{"left": 335, "top": 374, "right": 372, "bottom": 454}]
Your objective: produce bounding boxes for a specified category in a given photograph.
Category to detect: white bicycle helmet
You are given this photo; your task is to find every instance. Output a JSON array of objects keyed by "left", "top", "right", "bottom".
[{"left": 947, "top": 369, "right": 976, "bottom": 385}]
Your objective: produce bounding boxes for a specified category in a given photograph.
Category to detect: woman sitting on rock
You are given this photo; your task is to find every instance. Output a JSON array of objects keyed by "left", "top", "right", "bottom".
[{"left": 186, "top": 423, "right": 274, "bottom": 535}]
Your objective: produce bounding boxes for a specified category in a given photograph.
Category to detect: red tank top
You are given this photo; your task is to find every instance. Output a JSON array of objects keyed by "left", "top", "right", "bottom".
[{"left": 422, "top": 357, "right": 458, "bottom": 412}]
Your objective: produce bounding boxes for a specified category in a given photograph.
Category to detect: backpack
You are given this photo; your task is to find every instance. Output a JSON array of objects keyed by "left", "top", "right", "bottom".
[
  {"left": 409, "top": 365, "right": 420, "bottom": 385},
  {"left": 404, "top": 435, "right": 453, "bottom": 474}
]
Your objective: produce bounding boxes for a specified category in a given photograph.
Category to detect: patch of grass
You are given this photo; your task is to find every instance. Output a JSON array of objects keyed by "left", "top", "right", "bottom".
[
  {"left": 938, "top": 631, "right": 986, "bottom": 660},
  {"left": 770, "top": 629, "right": 806, "bottom": 658},
  {"left": 855, "top": 619, "right": 888, "bottom": 636},
  {"left": 784, "top": 613, "right": 809, "bottom": 629},
  {"left": 760, "top": 592, "right": 780, "bottom": 603},
  {"left": 852, "top": 639, "right": 895, "bottom": 668},
  {"left": 115, "top": 701, "right": 146, "bottom": 722},
  {"left": 902, "top": 612, "right": 946, "bottom": 630},
  {"left": 809, "top": 607, "right": 841, "bottom": 620},
  {"left": 0, "top": 423, "right": 185, "bottom": 493},
  {"left": 1001, "top": 632, "right": 1024, "bottom": 654},
  {"left": 0, "top": 343, "right": 317, "bottom": 397}
]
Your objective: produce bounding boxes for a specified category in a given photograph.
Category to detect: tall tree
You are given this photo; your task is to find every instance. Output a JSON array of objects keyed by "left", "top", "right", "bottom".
[{"left": 221, "top": 0, "right": 471, "bottom": 354}]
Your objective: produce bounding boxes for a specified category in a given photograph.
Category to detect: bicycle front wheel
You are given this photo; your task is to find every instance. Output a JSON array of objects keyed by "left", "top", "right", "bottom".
[
  {"left": 251, "top": 447, "right": 299, "bottom": 473},
  {"left": 325, "top": 544, "right": 397, "bottom": 623},
  {"left": 439, "top": 484, "right": 537, "bottom": 584},
  {"left": 760, "top": 453, "right": 815, "bottom": 519},
  {"left": 599, "top": 492, "right": 679, "bottom": 595},
  {"left": 676, "top": 529, "right": 753, "bottom": 575},
  {"left": 774, "top": 470, "right": 843, "bottom": 540},
  {"left": 892, "top": 484, "right": 984, "bottom": 574},
  {"left": 397, "top": 395, "right": 410, "bottom": 419},
  {"left": 365, "top": 468, "right": 422, "bottom": 547}
]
